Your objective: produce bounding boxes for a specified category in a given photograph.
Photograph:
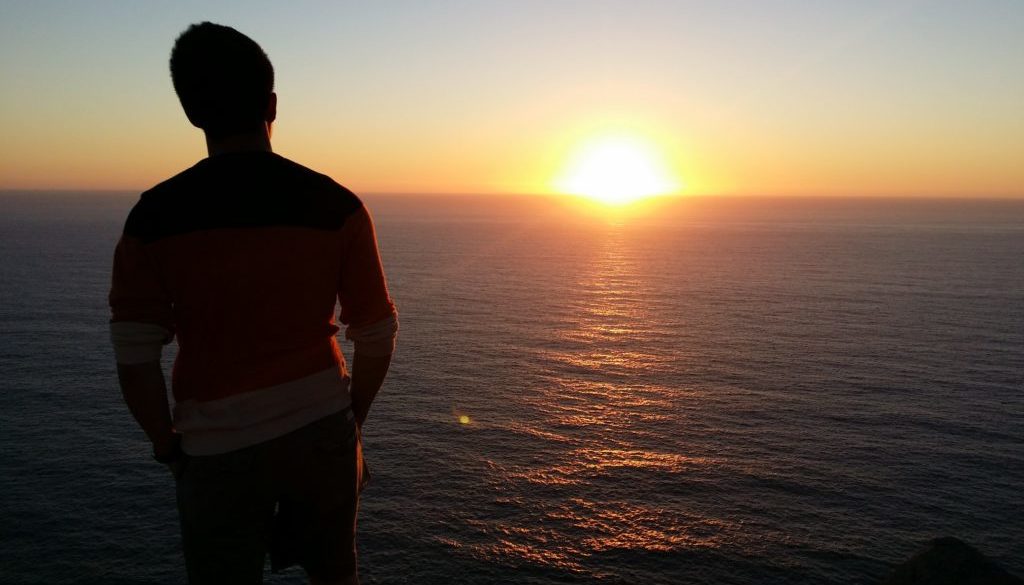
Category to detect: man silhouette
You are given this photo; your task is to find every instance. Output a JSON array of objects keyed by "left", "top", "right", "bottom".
[{"left": 109, "top": 22, "right": 397, "bottom": 585}]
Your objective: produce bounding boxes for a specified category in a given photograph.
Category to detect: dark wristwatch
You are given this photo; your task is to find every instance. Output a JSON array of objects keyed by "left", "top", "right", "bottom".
[{"left": 153, "top": 435, "right": 184, "bottom": 465}]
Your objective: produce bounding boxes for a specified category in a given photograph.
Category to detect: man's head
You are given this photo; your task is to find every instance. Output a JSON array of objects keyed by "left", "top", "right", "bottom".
[{"left": 170, "top": 22, "right": 275, "bottom": 139}]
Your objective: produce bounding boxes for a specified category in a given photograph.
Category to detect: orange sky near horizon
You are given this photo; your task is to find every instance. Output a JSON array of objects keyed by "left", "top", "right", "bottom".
[{"left": 1, "top": 1, "right": 1022, "bottom": 198}]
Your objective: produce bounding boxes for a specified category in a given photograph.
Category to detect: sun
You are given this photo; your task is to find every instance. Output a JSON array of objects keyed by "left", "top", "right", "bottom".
[{"left": 554, "top": 135, "right": 680, "bottom": 205}]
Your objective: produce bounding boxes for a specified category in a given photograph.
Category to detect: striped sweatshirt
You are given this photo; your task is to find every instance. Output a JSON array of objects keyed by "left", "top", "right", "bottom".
[{"left": 109, "top": 151, "right": 397, "bottom": 455}]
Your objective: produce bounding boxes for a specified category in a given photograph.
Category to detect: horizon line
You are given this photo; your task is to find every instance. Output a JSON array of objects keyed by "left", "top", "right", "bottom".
[{"left": 2, "top": 188, "right": 1024, "bottom": 201}]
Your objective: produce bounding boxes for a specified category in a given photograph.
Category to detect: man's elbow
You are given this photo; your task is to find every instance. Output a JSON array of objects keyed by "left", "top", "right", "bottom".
[
  {"left": 347, "top": 313, "right": 398, "bottom": 358},
  {"left": 110, "top": 321, "right": 172, "bottom": 365}
]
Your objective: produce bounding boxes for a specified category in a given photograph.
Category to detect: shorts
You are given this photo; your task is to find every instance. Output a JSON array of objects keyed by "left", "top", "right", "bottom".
[{"left": 175, "top": 409, "right": 366, "bottom": 584}]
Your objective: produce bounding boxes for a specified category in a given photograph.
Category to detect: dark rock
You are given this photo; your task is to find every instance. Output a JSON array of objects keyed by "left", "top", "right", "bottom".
[{"left": 882, "top": 537, "right": 1022, "bottom": 585}]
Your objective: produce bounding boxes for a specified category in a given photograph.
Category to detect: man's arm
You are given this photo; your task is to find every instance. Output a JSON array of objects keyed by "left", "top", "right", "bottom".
[
  {"left": 116, "top": 361, "right": 178, "bottom": 459},
  {"left": 350, "top": 352, "right": 391, "bottom": 427},
  {"left": 337, "top": 204, "right": 398, "bottom": 426},
  {"left": 110, "top": 221, "right": 178, "bottom": 460}
]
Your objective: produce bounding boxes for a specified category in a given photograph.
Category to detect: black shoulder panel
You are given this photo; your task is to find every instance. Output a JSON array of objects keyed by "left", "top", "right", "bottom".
[{"left": 124, "top": 152, "right": 363, "bottom": 243}]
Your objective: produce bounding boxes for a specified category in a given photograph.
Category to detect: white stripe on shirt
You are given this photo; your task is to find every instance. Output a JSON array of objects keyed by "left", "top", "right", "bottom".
[{"left": 173, "top": 366, "right": 352, "bottom": 456}]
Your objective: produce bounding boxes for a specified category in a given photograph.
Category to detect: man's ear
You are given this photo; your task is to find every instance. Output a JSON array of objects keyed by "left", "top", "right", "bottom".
[
  {"left": 183, "top": 108, "right": 204, "bottom": 130},
  {"left": 265, "top": 92, "right": 277, "bottom": 124}
]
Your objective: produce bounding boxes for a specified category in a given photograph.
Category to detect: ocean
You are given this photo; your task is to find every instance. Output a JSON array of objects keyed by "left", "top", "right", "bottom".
[{"left": 1, "top": 192, "right": 1021, "bottom": 584}]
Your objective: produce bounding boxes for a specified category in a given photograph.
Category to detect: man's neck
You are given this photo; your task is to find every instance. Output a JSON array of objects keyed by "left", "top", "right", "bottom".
[{"left": 205, "top": 125, "right": 273, "bottom": 157}]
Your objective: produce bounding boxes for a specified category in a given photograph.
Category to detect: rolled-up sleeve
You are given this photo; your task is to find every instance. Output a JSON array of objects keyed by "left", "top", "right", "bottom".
[
  {"left": 338, "top": 205, "right": 398, "bottom": 357},
  {"left": 109, "top": 219, "right": 175, "bottom": 364}
]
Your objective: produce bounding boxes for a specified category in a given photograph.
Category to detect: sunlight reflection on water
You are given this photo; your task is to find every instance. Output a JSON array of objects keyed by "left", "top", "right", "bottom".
[
  {"left": 371, "top": 200, "right": 1023, "bottom": 582},
  {"left": 449, "top": 224, "right": 720, "bottom": 570}
]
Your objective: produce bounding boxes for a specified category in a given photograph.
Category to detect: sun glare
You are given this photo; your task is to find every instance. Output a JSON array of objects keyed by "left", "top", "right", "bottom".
[{"left": 555, "top": 135, "right": 680, "bottom": 205}]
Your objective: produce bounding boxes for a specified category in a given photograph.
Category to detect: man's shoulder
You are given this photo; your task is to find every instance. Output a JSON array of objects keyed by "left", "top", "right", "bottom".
[
  {"left": 137, "top": 159, "right": 200, "bottom": 199},
  {"left": 139, "top": 153, "right": 348, "bottom": 195},
  {"left": 269, "top": 154, "right": 364, "bottom": 205},
  {"left": 123, "top": 166, "right": 198, "bottom": 239},
  {"left": 124, "top": 153, "right": 364, "bottom": 241}
]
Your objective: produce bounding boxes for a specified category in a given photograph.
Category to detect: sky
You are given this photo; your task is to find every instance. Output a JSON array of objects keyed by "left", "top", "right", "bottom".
[{"left": 1, "top": 0, "right": 1022, "bottom": 197}]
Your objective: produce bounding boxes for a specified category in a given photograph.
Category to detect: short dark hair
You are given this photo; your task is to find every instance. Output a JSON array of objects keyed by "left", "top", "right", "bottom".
[{"left": 170, "top": 22, "right": 274, "bottom": 138}]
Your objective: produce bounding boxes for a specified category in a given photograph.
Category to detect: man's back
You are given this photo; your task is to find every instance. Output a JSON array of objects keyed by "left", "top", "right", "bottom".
[
  {"left": 110, "top": 22, "right": 396, "bottom": 584},
  {"left": 112, "top": 151, "right": 395, "bottom": 456}
]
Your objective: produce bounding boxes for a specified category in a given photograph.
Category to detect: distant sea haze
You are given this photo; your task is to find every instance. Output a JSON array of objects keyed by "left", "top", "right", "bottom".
[{"left": 1, "top": 192, "right": 1022, "bottom": 584}]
